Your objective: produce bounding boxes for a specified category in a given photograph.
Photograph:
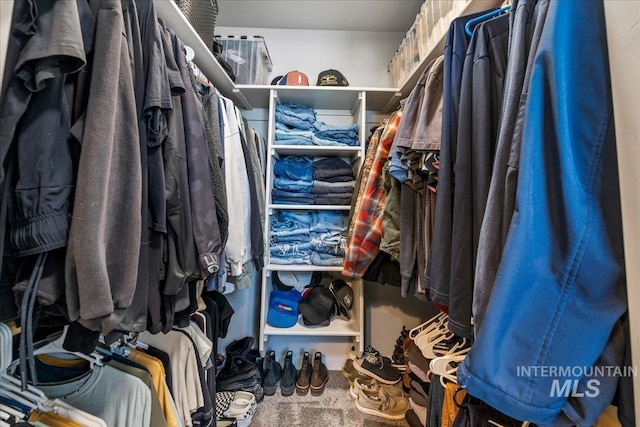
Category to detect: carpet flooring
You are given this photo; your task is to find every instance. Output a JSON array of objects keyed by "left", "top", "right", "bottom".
[{"left": 250, "top": 371, "right": 410, "bottom": 427}]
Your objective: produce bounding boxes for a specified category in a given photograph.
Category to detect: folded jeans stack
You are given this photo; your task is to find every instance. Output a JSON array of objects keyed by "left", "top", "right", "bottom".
[
  {"left": 275, "top": 103, "right": 359, "bottom": 147},
  {"left": 312, "top": 157, "right": 356, "bottom": 205},
  {"left": 270, "top": 211, "right": 348, "bottom": 266},
  {"left": 271, "top": 156, "right": 355, "bottom": 206}
]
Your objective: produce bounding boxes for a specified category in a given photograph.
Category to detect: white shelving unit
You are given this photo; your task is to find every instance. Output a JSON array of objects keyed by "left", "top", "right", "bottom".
[{"left": 258, "top": 87, "right": 369, "bottom": 359}]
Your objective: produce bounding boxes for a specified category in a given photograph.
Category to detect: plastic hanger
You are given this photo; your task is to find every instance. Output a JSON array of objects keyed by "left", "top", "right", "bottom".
[
  {"left": 411, "top": 313, "right": 449, "bottom": 343},
  {"left": 413, "top": 315, "right": 450, "bottom": 349},
  {"left": 7, "top": 326, "right": 103, "bottom": 378},
  {"left": 31, "top": 326, "right": 103, "bottom": 369},
  {"left": 430, "top": 354, "right": 465, "bottom": 387},
  {"left": 408, "top": 312, "right": 447, "bottom": 339},
  {"left": 464, "top": 5, "right": 512, "bottom": 37}
]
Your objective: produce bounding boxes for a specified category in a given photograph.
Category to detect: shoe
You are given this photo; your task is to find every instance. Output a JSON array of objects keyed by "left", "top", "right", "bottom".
[
  {"left": 349, "top": 377, "right": 405, "bottom": 400},
  {"left": 355, "top": 388, "right": 409, "bottom": 420},
  {"left": 280, "top": 351, "right": 297, "bottom": 396},
  {"left": 295, "top": 352, "right": 312, "bottom": 396},
  {"left": 217, "top": 355, "right": 259, "bottom": 384},
  {"left": 226, "top": 337, "right": 254, "bottom": 358},
  {"left": 353, "top": 346, "right": 401, "bottom": 385},
  {"left": 215, "top": 391, "right": 256, "bottom": 427},
  {"left": 262, "top": 350, "right": 282, "bottom": 396},
  {"left": 402, "top": 369, "right": 412, "bottom": 393},
  {"left": 341, "top": 358, "right": 371, "bottom": 386},
  {"left": 310, "top": 352, "right": 329, "bottom": 396}
]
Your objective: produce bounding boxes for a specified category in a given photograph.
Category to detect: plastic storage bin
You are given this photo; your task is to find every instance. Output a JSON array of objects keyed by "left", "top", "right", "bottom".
[{"left": 215, "top": 35, "right": 273, "bottom": 85}]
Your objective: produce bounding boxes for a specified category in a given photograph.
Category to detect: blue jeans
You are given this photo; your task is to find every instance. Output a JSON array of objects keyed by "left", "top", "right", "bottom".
[
  {"left": 275, "top": 112, "right": 314, "bottom": 130},
  {"left": 279, "top": 210, "right": 313, "bottom": 225},
  {"left": 310, "top": 211, "right": 349, "bottom": 232},
  {"left": 271, "top": 233, "right": 311, "bottom": 243},
  {"left": 276, "top": 103, "right": 316, "bottom": 122},
  {"left": 274, "top": 156, "right": 313, "bottom": 181},
  {"left": 314, "top": 129, "right": 359, "bottom": 140},
  {"left": 311, "top": 232, "right": 345, "bottom": 256},
  {"left": 313, "top": 120, "right": 358, "bottom": 134},
  {"left": 272, "top": 189, "right": 314, "bottom": 200},
  {"left": 458, "top": 1, "right": 626, "bottom": 424},
  {"left": 275, "top": 130, "right": 314, "bottom": 145},
  {"left": 269, "top": 241, "right": 313, "bottom": 264},
  {"left": 312, "top": 135, "right": 359, "bottom": 147},
  {"left": 310, "top": 252, "right": 343, "bottom": 266},
  {"left": 273, "top": 178, "right": 313, "bottom": 192}
]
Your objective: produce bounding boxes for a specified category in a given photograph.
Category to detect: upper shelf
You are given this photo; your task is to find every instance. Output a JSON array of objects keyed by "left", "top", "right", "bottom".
[
  {"left": 153, "top": 0, "right": 252, "bottom": 109},
  {"left": 240, "top": 85, "right": 402, "bottom": 111},
  {"left": 153, "top": 1, "right": 402, "bottom": 112},
  {"left": 383, "top": 0, "right": 503, "bottom": 112}
]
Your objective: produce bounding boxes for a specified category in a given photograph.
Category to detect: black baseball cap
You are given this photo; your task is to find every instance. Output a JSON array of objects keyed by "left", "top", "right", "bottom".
[
  {"left": 298, "top": 286, "right": 335, "bottom": 327},
  {"left": 317, "top": 69, "right": 349, "bottom": 86},
  {"left": 329, "top": 279, "right": 354, "bottom": 320}
]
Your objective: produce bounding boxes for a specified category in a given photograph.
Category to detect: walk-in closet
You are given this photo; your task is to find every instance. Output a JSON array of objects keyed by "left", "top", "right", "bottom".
[{"left": 0, "top": 0, "right": 637, "bottom": 426}]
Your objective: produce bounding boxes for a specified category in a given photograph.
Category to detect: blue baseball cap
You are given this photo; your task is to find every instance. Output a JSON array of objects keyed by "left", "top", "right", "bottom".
[{"left": 267, "top": 289, "right": 302, "bottom": 328}]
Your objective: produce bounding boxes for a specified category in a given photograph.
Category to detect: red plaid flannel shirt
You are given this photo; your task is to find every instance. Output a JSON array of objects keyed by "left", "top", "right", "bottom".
[{"left": 343, "top": 110, "right": 402, "bottom": 278}]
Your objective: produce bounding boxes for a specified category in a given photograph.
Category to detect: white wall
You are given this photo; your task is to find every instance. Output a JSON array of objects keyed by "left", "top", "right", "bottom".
[
  {"left": 216, "top": 26, "right": 404, "bottom": 88},
  {"left": 0, "top": 0, "right": 14, "bottom": 82}
]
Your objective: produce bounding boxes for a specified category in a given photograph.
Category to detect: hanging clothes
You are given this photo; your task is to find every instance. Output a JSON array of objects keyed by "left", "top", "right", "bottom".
[
  {"left": 343, "top": 110, "right": 402, "bottom": 278},
  {"left": 447, "top": 12, "right": 510, "bottom": 338},
  {"left": 458, "top": 1, "right": 627, "bottom": 424},
  {"left": 472, "top": 0, "right": 550, "bottom": 336}
]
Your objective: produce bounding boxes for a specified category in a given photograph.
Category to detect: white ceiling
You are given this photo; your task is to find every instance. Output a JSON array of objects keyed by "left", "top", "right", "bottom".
[{"left": 216, "top": 0, "right": 424, "bottom": 32}]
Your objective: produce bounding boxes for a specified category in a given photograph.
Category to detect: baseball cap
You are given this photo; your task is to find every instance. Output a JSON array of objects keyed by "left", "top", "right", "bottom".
[
  {"left": 316, "top": 69, "right": 349, "bottom": 86},
  {"left": 267, "top": 289, "right": 302, "bottom": 328},
  {"left": 298, "top": 286, "right": 336, "bottom": 327},
  {"left": 329, "top": 279, "right": 354, "bottom": 320},
  {"left": 278, "top": 70, "right": 309, "bottom": 86},
  {"left": 272, "top": 271, "right": 322, "bottom": 291}
]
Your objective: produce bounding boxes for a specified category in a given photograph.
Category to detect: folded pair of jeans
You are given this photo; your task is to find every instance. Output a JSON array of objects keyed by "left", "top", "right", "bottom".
[
  {"left": 310, "top": 252, "right": 343, "bottom": 266},
  {"left": 272, "top": 197, "right": 315, "bottom": 205},
  {"left": 270, "top": 255, "right": 311, "bottom": 265},
  {"left": 309, "top": 211, "right": 349, "bottom": 232},
  {"left": 315, "top": 196, "right": 352, "bottom": 205},
  {"left": 313, "top": 157, "right": 355, "bottom": 181},
  {"left": 275, "top": 112, "right": 314, "bottom": 130},
  {"left": 272, "top": 189, "right": 314, "bottom": 199},
  {"left": 274, "top": 177, "right": 313, "bottom": 192},
  {"left": 313, "top": 126, "right": 359, "bottom": 140},
  {"left": 312, "top": 135, "right": 358, "bottom": 147},
  {"left": 276, "top": 129, "right": 314, "bottom": 141},
  {"left": 311, "top": 180, "right": 355, "bottom": 194},
  {"left": 313, "top": 120, "right": 358, "bottom": 135},
  {"left": 271, "top": 233, "right": 311, "bottom": 243},
  {"left": 274, "top": 156, "right": 313, "bottom": 181},
  {"left": 276, "top": 103, "right": 316, "bottom": 122}
]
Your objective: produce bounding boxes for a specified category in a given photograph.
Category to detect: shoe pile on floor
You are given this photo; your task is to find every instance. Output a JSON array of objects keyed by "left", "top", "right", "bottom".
[
  {"left": 216, "top": 337, "right": 331, "bottom": 425},
  {"left": 342, "top": 344, "right": 410, "bottom": 421}
]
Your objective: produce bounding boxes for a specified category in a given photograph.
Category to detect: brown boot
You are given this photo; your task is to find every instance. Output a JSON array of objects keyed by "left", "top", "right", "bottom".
[
  {"left": 295, "top": 352, "right": 312, "bottom": 395},
  {"left": 310, "top": 352, "right": 329, "bottom": 396}
]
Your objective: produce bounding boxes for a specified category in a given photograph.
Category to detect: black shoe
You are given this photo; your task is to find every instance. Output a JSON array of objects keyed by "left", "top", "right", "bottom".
[
  {"left": 262, "top": 350, "right": 282, "bottom": 396},
  {"left": 295, "top": 352, "right": 312, "bottom": 396},
  {"left": 280, "top": 351, "right": 297, "bottom": 396},
  {"left": 310, "top": 352, "right": 328, "bottom": 396},
  {"left": 225, "top": 337, "right": 254, "bottom": 358},
  {"left": 353, "top": 345, "right": 401, "bottom": 384},
  {"left": 217, "top": 355, "right": 259, "bottom": 384}
]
